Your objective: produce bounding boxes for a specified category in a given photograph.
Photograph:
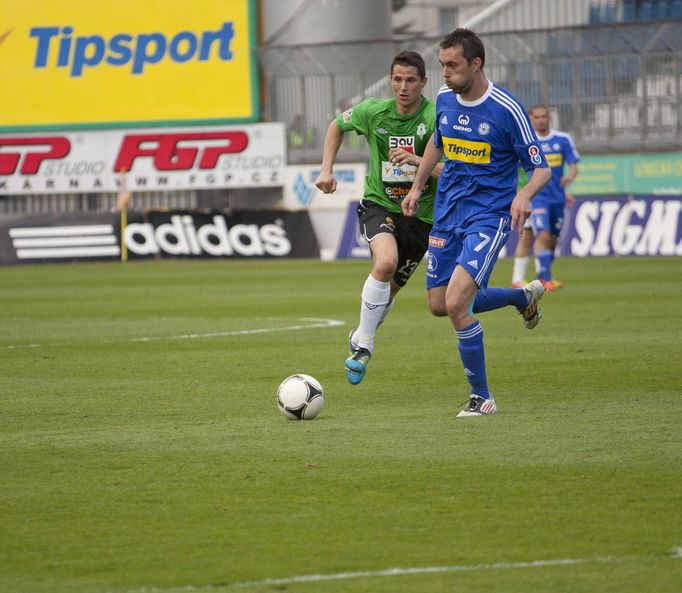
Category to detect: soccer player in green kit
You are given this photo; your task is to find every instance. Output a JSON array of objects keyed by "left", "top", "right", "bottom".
[{"left": 316, "top": 51, "right": 442, "bottom": 385}]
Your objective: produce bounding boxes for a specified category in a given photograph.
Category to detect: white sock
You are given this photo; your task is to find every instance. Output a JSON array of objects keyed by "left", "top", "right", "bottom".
[
  {"left": 378, "top": 299, "right": 395, "bottom": 327},
  {"left": 356, "top": 275, "right": 390, "bottom": 352},
  {"left": 512, "top": 256, "right": 529, "bottom": 284}
]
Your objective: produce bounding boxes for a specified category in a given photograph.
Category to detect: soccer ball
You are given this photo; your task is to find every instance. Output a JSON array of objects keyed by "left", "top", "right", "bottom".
[{"left": 276, "top": 374, "right": 324, "bottom": 420}]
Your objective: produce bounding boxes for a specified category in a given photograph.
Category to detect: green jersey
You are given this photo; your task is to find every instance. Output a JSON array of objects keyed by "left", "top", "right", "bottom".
[{"left": 336, "top": 97, "right": 436, "bottom": 224}]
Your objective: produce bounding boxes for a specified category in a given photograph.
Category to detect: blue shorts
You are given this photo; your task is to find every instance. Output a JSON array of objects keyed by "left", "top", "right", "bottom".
[
  {"left": 530, "top": 202, "right": 565, "bottom": 237},
  {"left": 426, "top": 216, "right": 511, "bottom": 290}
]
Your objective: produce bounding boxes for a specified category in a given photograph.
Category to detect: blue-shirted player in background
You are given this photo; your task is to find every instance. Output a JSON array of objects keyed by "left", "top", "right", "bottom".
[
  {"left": 402, "top": 28, "right": 551, "bottom": 417},
  {"left": 511, "top": 105, "right": 580, "bottom": 291}
]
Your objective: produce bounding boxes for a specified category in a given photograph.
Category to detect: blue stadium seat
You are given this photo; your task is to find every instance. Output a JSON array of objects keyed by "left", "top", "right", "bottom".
[
  {"left": 639, "top": 0, "right": 654, "bottom": 20},
  {"left": 671, "top": 0, "right": 682, "bottom": 17},
  {"left": 654, "top": 0, "right": 671, "bottom": 18},
  {"left": 622, "top": 0, "right": 638, "bottom": 21},
  {"left": 589, "top": 3, "right": 602, "bottom": 24},
  {"left": 603, "top": 2, "right": 617, "bottom": 22}
]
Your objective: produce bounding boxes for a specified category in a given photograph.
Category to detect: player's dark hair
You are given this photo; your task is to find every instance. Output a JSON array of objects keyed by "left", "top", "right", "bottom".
[
  {"left": 529, "top": 104, "right": 550, "bottom": 115},
  {"left": 391, "top": 50, "right": 426, "bottom": 80},
  {"left": 440, "top": 28, "right": 485, "bottom": 67}
]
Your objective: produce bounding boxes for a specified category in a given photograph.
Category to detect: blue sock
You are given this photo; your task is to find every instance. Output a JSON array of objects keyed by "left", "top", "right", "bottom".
[
  {"left": 456, "top": 321, "right": 490, "bottom": 399},
  {"left": 473, "top": 287, "right": 527, "bottom": 313},
  {"left": 536, "top": 250, "right": 553, "bottom": 281}
]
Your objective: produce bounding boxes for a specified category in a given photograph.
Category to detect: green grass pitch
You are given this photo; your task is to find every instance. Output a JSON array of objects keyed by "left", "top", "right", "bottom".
[{"left": 0, "top": 256, "right": 680, "bottom": 593}]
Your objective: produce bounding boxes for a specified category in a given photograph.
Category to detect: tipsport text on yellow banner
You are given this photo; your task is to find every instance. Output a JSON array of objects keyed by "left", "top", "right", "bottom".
[{"left": 0, "top": 0, "right": 258, "bottom": 131}]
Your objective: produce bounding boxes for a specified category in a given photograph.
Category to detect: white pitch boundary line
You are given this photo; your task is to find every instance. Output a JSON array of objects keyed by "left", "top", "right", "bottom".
[
  {"left": 0, "top": 317, "right": 345, "bottom": 350},
  {"left": 110, "top": 552, "right": 677, "bottom": 593}
]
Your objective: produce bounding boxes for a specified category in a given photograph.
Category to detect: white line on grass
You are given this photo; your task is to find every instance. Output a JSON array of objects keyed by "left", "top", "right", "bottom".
[
  {"left": 129, "top": 317, "right": 344, "bottom": 342},
  {"left": 227, "top": 555, "right": 628, "bottom": 589},
  {"left": 109, "top": 552, "right": 678, "bottom": 593},
  {"left": 0, "top": 317, "right": 345, "bottom": 350}
]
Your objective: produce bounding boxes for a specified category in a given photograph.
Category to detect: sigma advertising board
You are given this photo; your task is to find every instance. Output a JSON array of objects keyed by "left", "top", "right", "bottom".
[
  {"left": 0, "top": 123, "right": 285, "bottom": 193},
  {"left": 0, "top": 0, "right": 258, "bottom": 130},
  {"left": 500, "top": 195, "right": 682, "bottom": 258}
]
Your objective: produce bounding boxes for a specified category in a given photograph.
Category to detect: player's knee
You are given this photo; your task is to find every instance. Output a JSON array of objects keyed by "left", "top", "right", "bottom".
[
  {"left": 372, "top": 257, "right": 398, "bottom": 280},
  {"left": 445, "top": 297, "right": 468, "bottom": 322},
  {"left": 429, "top": 301, "right": 448, "bottom": 317}
]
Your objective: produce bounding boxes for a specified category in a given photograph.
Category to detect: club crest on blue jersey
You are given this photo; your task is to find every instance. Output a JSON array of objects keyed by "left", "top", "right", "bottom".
[
  {"left": 528, "top": 145, "right": 542, "bottom": 165},
  {"left": 426, "top": 252, "right": 438, "bottom": 274}
]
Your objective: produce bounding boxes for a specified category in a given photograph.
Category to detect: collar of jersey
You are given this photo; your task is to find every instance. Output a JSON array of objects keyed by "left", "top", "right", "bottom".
[
  {"left": 536, "top": 130, "right": 556, "bottom": 140},
  {"left": 456, "top": 80, "right": 493, "bottom": 107}
]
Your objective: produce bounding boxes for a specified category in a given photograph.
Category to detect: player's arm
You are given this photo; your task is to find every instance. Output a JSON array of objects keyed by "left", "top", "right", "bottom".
[
  {"left": 510, "top": 166, "right": 551, "bottom": 233},
  {"left": 401, "top": 134, "right": 444, "bottom": 217},
  {"left": 560, "top": 162, "right": 578, "bottom": 188},
  {"left": 315, "top": 120, "right": 345, "bottom": 194}
]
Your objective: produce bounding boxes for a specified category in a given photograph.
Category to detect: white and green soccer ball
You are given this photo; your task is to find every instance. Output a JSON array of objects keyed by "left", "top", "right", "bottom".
[{"left": 276, "top": 374, "right": 324, "bottom": 420}]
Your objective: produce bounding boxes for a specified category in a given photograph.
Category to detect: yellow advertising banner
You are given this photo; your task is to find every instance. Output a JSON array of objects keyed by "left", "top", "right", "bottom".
[{"left": 0, "top": 0, "right": 258, "bottom": 131}]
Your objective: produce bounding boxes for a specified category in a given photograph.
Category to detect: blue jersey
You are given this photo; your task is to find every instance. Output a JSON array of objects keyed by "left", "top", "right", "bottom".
[
  {"left": 433, "top": 82, "right": 547, "bottom": 231},
  {"left": 533, "top": 130, "right": 580, "bottom": 206}
]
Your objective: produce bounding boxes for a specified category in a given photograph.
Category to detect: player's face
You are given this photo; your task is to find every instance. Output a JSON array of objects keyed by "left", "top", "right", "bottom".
[
  {"left": 530, "top": 108, "right": 550, "bottom": 135},
  {"left": 439, "top": 45, "right": 479, "bottom": 95},
  {"left": 390, "top": 64, "right": 426, "bottom": 114}
]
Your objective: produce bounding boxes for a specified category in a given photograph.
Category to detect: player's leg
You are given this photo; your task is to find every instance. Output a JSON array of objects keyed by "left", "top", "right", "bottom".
[
  {"left": 350, "top": 211, "right": 430, "bottom": 347},
  {"left": 355, "top": 232, "right": 397, "bottom": 349},
  {"left": 428, "top": 285, "right": 448, "bottom": 317},
  {"left": 541, "top": 203, "right": 564, "bottom": 291},
  {"left": 462, "top": 219, "right": 545, "bottom": 329},
  {"left": 429, "top": 224, "right": 498, "bottom": 415},
  {"left": 346, "top": 233, "right": 396, "bottom": 384},
  {"left": 534, "top": 228, "right": 554, "bottom": 285},
  {"left": 511, "top": 220, "right": 534, "bottom": 287},
  {"left": 346, "top": 203, "right": 400, "bottom": 384},
  {"left": 425, "top": 228, "right": 457, "bottom": 318},
  {"left": 445, "top": 265, "right": 497, "bottom": 416},
  {"left": 378, "top": 213, "right": 431, "bottom": 324},
  {"left": 530, "top": 203, "right": 554, "bottom": 286}
]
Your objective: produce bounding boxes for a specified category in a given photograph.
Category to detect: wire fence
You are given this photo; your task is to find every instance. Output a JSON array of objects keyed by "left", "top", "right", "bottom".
[{"left": 260, "top": 19, "right": 682, "bottom": 163}]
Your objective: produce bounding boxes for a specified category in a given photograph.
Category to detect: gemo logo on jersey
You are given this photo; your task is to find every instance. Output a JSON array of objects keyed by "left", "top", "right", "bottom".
[
  {"left": 29, "top": 22, "right": 235, "bottom": 76},
  {"left": 443, "top": 138, "right": 491, "bottom": 164}
]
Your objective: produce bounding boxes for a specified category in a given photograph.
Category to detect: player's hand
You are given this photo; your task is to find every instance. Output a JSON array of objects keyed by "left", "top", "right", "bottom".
[
  {"left": 315, "top": 171, "right": 337, "bottom": 194},
  {"left": 388, "top": 147, "right": 415, "bottom": 167},
  {"left": 401, "top": 188, "right": 421, "bottom": 217},
  {"left": 566, "top": 192, "right": 574, "bottom": 208},
  {"left": 510, "top": 192, "right": 531, "bottom": 234}
]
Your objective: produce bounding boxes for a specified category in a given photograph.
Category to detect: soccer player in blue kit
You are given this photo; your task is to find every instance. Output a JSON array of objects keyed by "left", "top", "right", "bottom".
[
  {"left": 524, "top": 104, "right": 580, "bottom": 291},
  {"left": 402, "top": 28, "right": 551, "bottom": 417}
]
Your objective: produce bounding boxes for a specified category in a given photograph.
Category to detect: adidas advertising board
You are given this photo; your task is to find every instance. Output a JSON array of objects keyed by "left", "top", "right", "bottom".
[{"left": 0, "top": 210, "right": 319, "bottom": 264}]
